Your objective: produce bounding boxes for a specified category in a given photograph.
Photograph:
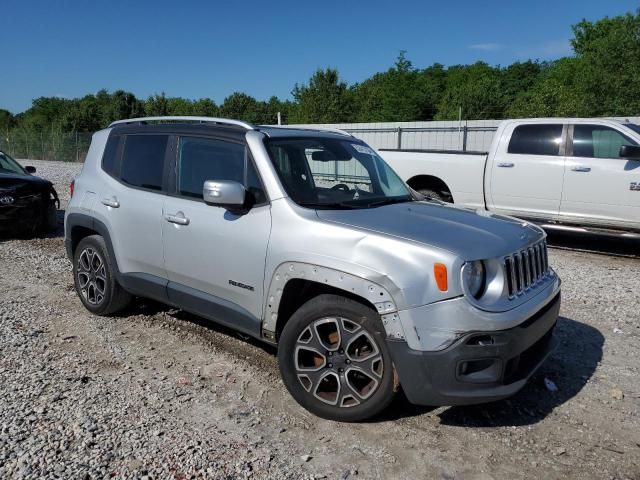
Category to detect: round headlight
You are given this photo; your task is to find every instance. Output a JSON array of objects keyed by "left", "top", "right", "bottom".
[{"left": 464, "top": 260, "right": 486, "bottom": 299}]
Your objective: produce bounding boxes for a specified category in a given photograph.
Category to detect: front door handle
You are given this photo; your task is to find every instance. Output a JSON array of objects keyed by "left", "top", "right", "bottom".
[
  {"left": 497, "top": 162, "right": 514, "bottom": 168},
  {"left": 101, "top": 196, "right": 120, "bottom": 208},
  {"left": 571, "top": 165, "right": 591, "bottom": 172},
  {"left": 164, "top": 211, "right": 190, "bottom": 226}
]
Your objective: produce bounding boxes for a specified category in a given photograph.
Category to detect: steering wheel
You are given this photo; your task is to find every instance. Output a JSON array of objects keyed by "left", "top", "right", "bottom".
[{"left": 330, "top": 183, "right": 350, "bottom": 192}]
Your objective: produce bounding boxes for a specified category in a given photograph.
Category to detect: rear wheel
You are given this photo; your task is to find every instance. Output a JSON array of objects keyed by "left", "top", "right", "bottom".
[
  {"left": 73, "top": 235, "right": 132, "bottom": 315},
  {"left": 278, "top": 294, "right": 395, "bottom": 421}
]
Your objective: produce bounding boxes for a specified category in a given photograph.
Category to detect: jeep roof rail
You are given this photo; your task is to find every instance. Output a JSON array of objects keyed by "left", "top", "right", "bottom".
[
  {"left": 109, "top": 116, "right": 255, "bottom": 130},
  {"left": 262, "top": 124, "right": 353, "bottom": 137}
]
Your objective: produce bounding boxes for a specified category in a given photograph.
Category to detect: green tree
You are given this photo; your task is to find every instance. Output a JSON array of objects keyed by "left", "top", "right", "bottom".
[
  {"left": 571, "top": 11, "right": 640, "bottom": 115},
  {"left": 351, "top": 53, "right": 444, "bottom": 122},
  {"left": 290, "top": 68, "right": 353, "bottom": 123},
  {"left": 506, "top": 59, "right": 587, "bottom": 117},
  {"left": 219, "top": 92, "right": 264, "bottom": 123},
  {"left": 145, "top": 93, "right": 169, "bottom": 116},
  {"left": 0, "top": 109, "right": 14, "bottom": 131}
]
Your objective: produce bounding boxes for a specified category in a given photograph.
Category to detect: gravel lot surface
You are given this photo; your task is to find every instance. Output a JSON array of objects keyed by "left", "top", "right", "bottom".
[{"left": 1, "top": 160, "right": 639, "bottom": 479}]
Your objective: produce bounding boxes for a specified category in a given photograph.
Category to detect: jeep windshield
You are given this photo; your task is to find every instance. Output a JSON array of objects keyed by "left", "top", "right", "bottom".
[{"left": 265, "top": 137, "right": 412, "bottom": 209}]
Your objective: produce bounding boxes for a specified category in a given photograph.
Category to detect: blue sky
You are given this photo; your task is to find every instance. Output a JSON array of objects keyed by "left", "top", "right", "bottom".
[{"left": 1, "top": 0, "right": 637, "bottom": 113}]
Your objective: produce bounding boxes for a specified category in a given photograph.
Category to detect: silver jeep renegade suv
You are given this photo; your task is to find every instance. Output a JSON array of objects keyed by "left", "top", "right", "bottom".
[{"left": 65, "top": 116, "right": 561, "bottom": 421}]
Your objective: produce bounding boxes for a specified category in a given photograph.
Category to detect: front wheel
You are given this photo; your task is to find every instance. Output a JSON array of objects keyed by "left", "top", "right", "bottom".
[{"left": 278, "top": 294, "right": 396, "bottom": 421}]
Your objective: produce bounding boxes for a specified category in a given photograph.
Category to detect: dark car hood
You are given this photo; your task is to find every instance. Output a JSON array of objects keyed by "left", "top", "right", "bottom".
[
  {"left": 316, "top": 201, "right": 544, "bottom": 260},
  {"left": 0, "top": 173, "right": 52, "bottom": 194}
]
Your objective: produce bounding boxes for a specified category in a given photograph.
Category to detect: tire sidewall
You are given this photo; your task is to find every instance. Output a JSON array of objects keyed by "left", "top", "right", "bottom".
[{"left": 278, "top": 294, "right": 395, "bottom": 422}]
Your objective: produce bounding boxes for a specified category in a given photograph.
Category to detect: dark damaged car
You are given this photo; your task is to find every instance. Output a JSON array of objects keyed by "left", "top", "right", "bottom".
[{"left": 0, "top": 151, "right": 59, "bottom": 236}]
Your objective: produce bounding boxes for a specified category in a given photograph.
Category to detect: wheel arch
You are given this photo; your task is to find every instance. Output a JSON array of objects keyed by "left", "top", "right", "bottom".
[
  {"left": 406, "top": 175, "right": 453, "bottom": 201},
  {"left": 65, "top": 213, "right": 120, "bottom": 275},
  {"left": 263, "top": 262, "right": 405, "bottom": 343}
]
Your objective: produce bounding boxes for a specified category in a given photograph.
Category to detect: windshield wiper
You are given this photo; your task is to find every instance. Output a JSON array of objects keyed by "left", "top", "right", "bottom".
[{"left": 365, "top": 197, "right": 413, "bottom": 208}]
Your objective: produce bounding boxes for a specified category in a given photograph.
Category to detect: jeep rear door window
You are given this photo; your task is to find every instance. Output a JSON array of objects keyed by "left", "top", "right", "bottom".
[
  {"left": 265, "top": 138, "right": 410, "bottom": 209},
  {"left": 120, "top": 134, "right": 168, "bottom": 191},
  {"left": 572, "top": 124, "right": 637, "bottom": 159},
  {"left": 177, "top": 136, "right": 266, "bottom": 203},
  {"left": 507, "top": 124, "right": 563, "bottom": 156}
]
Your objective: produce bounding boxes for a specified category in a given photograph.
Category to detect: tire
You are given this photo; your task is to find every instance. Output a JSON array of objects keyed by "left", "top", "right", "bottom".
[
  {"left": 278, "top": 294, "right": 396, "bottom": 422},
  {"left": 418, "top": 188, "right": 452, "bottom": 203},
  {"left": 73, "top": 235, "right": 132, "bottom": 315}
]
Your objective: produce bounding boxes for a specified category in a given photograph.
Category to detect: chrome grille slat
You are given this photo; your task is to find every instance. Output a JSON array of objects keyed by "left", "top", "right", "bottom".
[{"left": 503, "top": 240, "right": 549, "bottom": 299}]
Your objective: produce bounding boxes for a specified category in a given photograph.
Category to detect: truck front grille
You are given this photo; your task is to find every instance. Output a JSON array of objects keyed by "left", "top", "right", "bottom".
[{"left": 503, "top": 240, "right": 549, "bottom": 299}]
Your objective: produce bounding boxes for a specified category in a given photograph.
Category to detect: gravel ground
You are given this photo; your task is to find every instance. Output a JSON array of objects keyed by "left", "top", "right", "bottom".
[{"left": 1, "top": 160, "right": 639, "bottom": 479}]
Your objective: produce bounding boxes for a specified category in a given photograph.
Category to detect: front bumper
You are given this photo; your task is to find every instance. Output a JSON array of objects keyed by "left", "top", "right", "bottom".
[{"left": 388, "top": 292, "right": 560, "bottom": 406}]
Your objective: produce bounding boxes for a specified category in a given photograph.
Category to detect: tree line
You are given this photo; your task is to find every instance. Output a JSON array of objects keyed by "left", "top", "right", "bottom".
[{"left": 1, "top": 10, "right": 638, "bottom": 136}]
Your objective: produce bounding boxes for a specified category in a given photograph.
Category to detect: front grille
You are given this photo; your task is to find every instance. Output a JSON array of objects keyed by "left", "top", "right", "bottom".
[{"left": 503, "top": 240, "right": 549, "bottom": 299}]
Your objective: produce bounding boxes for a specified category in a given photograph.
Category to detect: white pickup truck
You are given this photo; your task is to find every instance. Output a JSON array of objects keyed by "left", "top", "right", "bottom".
[{"left": 380, "top": 118, "right": 640, "bottom": 235}]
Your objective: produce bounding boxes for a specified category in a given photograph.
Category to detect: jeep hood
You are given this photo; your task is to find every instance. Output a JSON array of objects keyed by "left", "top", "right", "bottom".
[{"left": 316, "top": 201, "right": 544, "bottom": 260}]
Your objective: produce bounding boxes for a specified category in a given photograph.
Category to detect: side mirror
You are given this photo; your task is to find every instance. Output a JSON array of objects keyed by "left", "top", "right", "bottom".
[
  {"left": 620, "top": 145, "right": 640, "bottom": 159},
  {"left": 203, "top": 180, "right": 246, "bottom": 209},
  {"left": 25, "top": 166, "right": 36, "bottom": 174}
]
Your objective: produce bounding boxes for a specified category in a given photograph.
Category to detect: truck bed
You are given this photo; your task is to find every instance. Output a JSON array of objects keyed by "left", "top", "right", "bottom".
[{"left": 378, "top": 148, "right": 488, "bottom": 210}]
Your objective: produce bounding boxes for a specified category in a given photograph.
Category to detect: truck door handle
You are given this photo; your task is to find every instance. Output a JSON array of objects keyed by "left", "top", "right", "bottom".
[
  {"left": 497, "top": 162, "right": 514, "bottom": 168},
  {"left": 571, "top": 166, "right": 591, "bottom": 172},
  {"left": 101, "top": 196, "right": 120, "bottom": 208},
  {"left": 164, "top": 211, "right": 190, "bottom": 226}
]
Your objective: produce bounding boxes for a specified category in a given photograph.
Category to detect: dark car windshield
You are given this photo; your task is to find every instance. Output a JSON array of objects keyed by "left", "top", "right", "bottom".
[
  {"left": 624, "top": 123, "right": 640, "bottom": 135},
  {"left": 265, "top": 137, "right": 411, "bottom": 209},
  {"left": 0, "top": 152, "right": 27, "bottom": 175}
]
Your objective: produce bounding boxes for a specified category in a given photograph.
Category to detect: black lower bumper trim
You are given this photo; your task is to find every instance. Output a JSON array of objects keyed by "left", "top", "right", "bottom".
[{"left": 388, "top": 293, "right": 561, "bottom": 406}]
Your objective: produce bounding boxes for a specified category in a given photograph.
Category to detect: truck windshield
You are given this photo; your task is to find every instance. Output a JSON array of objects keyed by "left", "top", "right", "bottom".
[
  {"left": 265, "top": 137, "right": 411, "bottom": 209},
  {"left": 624, "top": 123, "right": 640, "bottom": 135},
  {"left": 0, "top": 152, "right": 27, "bottom": 175}
]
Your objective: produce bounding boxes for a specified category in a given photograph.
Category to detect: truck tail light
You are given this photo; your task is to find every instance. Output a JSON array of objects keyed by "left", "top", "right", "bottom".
[
  {"left": 69, "top": 180, "right": 75, "bottom": 198},
  {"left": 434, "top": 263, "right": 448, "bottom": 292}
]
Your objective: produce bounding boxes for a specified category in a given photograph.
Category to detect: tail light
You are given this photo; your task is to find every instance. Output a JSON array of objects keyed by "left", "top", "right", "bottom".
[{"left": 69, "top": 180, "right": 75, "bottom": 198}]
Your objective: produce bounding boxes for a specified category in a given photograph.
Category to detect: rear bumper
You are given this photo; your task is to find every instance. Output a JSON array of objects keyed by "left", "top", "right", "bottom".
[{"left": 388, "top": 293, "right": 560, "bottom": 406}]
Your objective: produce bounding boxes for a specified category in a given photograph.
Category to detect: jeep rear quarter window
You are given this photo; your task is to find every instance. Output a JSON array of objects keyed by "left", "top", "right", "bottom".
[
  {"left": 120, "top": 134, "right": 168, "bottom": 191},
  {"left": 102, "top": 134, "right": 120, "bottom": 177},
  {"left": 507, "top": 124, "right": 563, "bottom": 156}
]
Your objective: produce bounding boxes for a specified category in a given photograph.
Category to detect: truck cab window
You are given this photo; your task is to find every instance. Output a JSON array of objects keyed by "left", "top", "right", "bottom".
[
  {"left": 572, "top": 125, "right": 637, "bottom": 159},
  {"left": 507, "top": 124, "right": 563, "bottom": 156}
]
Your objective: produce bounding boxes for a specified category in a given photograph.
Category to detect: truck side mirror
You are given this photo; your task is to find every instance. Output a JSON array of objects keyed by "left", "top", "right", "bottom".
[
  {"left": 25, "top": 166, "right": 36, "bottom": 173},
  {"left": 619, "top": 145, "right": 640, "bottom": 159},
  {"left": 203, "top": 180, "right": 246, "bottom": 209}
]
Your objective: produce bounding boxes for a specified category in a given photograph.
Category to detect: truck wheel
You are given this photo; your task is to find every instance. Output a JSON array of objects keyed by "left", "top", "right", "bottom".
[
  {"left": 278, "top": 294, "right": 395, "bottom": 421},
  {"left": 73, "top": 235, "right": 132, "bottom": 315},
  {"left": 418, "top": 188, "right": 451, "bottom": 203}
]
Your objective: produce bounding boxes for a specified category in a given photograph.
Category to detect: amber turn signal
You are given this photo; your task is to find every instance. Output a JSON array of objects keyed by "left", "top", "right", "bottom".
[{"left": 434, "top": 263, "right": 448, "bottom": 292}]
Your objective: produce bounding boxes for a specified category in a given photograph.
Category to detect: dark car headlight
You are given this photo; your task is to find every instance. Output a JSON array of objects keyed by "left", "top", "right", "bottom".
[{"left": 463, "top": 260, "right": 486, "bottom": 299}]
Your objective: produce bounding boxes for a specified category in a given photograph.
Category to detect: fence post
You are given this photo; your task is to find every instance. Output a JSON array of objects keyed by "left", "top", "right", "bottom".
[
  {"left": 462, "top": 122, "right": 468, "bottom": 152},
  {"left": 396, "top": 127, "right": 402, "bottom": 150}
]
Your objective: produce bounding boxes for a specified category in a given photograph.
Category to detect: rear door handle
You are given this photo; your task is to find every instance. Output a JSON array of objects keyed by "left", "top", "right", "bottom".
[
  {"left": 101, "top": 196, "right": 120, "bottom": 208},
  {"left": 497, "top": 162, "right": 514, "bottom": 168},
  {"left": 164, "top": 211, "right": 190, "bottom": 226},
  {"left": 571, "top": 166, "right": 591, "bottom": 172}
]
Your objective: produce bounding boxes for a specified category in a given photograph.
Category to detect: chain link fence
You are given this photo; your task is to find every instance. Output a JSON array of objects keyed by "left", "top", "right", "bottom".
[{"left": 0, "top": 130, "right": 93, "bottom": 162}]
